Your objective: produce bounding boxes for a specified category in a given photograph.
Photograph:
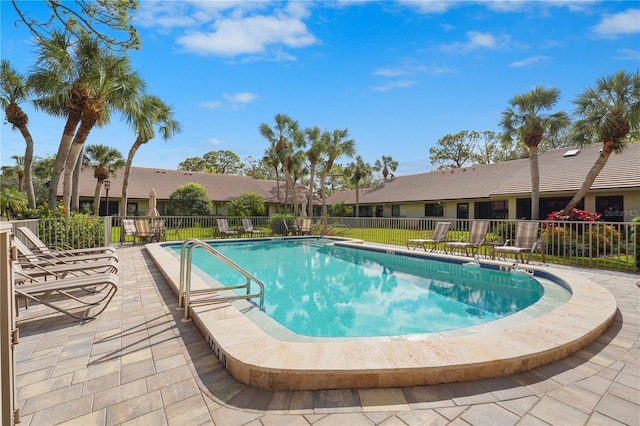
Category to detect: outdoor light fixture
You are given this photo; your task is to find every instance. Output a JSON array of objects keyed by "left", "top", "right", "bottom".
[{"left": 104, "top": 180, "right": 111, "bottom": 216}]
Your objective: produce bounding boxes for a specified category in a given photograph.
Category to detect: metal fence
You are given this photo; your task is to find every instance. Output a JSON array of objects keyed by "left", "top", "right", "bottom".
[{"left": 7, "top": 216, "right": 638, "bottom": 273}]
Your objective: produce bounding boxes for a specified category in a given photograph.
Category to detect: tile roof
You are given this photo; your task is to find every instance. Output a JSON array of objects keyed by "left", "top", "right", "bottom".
[
  {"left": 328, "top": 142, "right": 640, "bottom": 204},
  {"left": 60, "top": 166, "right": 315, "bottom": 204}
]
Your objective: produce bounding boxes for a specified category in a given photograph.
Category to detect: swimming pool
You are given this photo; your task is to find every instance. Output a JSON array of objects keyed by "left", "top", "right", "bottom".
[
  {"left": 147, "top": 237, "right": 616, "bottom": 390},
  {"left": 171, "top": 239, "right": 551, "bottom": 337}
]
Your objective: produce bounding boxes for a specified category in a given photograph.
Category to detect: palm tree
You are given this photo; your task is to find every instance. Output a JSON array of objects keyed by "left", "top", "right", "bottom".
[
  {"left": 1, "top": 155, "right": 25, "bottom": 192},
  {"left": 500, "top": 86, "right": 570, "bottom": 220},
  {"left": 346, "top": 156, "right": 372, "bottom": 218},
  {"left": 60, "top": 51, "right": 144, "bottom": 216},
  {"left": 373, "top": 155, "right": 398, "bottom": 181},
  {"left": 262, "top": 146, "right": 282, "bottom": 206},
  {"left": 259, "top": 114, "right": 300, "bottom": 212},
  {"left": 304, "top": 126, "right": 328, "bottom": 219},
  {"left": 0, "top": 60, "right": 36, "bottom": 207},
  {"left": 29, "top": 31, "right": 97, "bottom": 211},
  {"left": 0, "top": 188, "right": 27, "bottom": 220},
  {"left": 120, "top": 95, "right": 181, "bottom": 224},
  {"left": 562, "top": 70, "right": 640, "bottom": 215},
  {"left": 319, "top": 128, "right": 355, "bottom": 217},
  {"left": 85, "top": 144, "right": 125, "bottom": 215}
]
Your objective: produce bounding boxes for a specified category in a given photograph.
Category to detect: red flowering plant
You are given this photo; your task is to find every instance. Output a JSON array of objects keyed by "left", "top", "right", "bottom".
[{"left": 546, "top": 209, "right": 601, "bottom": 222}]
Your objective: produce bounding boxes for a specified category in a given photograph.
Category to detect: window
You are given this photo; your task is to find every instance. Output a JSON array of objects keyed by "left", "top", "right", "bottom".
[
  {"left": 475, "top": 201, "right": 508, "bottom": 219},
  {"left": 540, "top": 197, "right": 583, "bottom": 219},
  {"left": 375, "top": 205, "right": 383, "bottom": 217},
  {"left": 359, "top": 205, "right": 373, "bottom": 217},
  {"left": 596, "top": 196, "right": 624, "bottom": 222},
  {"left": 457, "top": 203, "right": 469, "bottom": 219},
  {"left": 425, "top": 203, "right": 444, "bottom": 217},
  {"left": 392, "top": 205, "right": 400, "bottom": 217}
]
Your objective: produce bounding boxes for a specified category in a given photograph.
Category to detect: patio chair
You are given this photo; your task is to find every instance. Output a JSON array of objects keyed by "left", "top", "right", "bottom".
[
  {"left": 216, "top": 218, "right": 238, "bottom": 238},
  {"left": 122, "top": 219, "right": 137, "bottom": 244},
  {"left": 17, "top": 226, "right": 116, "bottom": 257},
  {"left": 134, "top": 219, "right": 154, "bottom": 243},
  {"left": 300, "top": 218, "right": 312, "bottom": 235},
  {"left": 14, "top": 263, "right": 118, "bottom": 320},
  {"left": 242, "top": 218, "right": 265, "bottom": 236},
  {"left": 406, "top": 222, "right": 451, "bottom": 252},
  {"left": 164, "top": 219, "right": 182, "bottom": 240},
  {"left": 492, "top": 221, "right": 543, "bottom": 264},
  {"left": 151, "top": 219, "right": 166, "bottom": 242},
  {"left": 445, "top": 220, "right": 490, "bottom": 257}
]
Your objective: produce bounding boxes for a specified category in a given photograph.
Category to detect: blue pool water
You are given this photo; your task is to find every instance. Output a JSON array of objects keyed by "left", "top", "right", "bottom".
[{"left": 171, "top": 239, "right": 546, "bottom": 338}]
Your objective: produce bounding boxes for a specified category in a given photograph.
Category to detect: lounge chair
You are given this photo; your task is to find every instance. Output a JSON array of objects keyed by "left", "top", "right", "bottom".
[
  {"left": 134, "top": 219, "right": 154, "bottom": 243},
  {"left": 164, "top": 219, "right": 182, "bottom": 240},
  {"left": 122, "top": 219, "right": 137, "bottom": 244},
  {"left": 300, "top": 219, "right": 312, "bottom": 235},
  {"left": 445, "top": 220, "right": 490, "bottom": 257},
  {"left": 151, "top": 219, "right": 166, "bottom": 242},
  {"left": 242, "top": 218, "right": 264, "bottom": 236},
  {"left": 17, "top": 226, "right": 116, "bottom": 257},
  {"left": 14, "top": 263, "right": 118, "bottom": 320},
  {"left": 406, "top": 222, "right": 451, "bottom": 252},
  {"left": 13, "top": 236, "right": 118, "bottom": 266},
  {"left": 492, "top": 221, "right": 543, "bottom": 264},
  {"left": 216, "top": 218, "right": 238, "bottom": 238}
]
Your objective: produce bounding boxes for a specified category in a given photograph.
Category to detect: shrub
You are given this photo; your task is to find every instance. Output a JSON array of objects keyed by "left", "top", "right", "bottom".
[
  {"left": 38, "top": 214, "right": 105, "bottom": 249},
  {"left": 546, "top": 209, "right": 601, "bottom": 222},
  {"left": 268, "top": 213, "right": 295, "bottom": 235}
]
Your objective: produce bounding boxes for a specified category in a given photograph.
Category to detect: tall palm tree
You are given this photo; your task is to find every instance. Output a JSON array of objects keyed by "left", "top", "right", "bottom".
[
  {"left": 0, "top": 60, "right": 36, "bottom": 207},
  {"left": 85, "top": 144, "right": 125, "bottom": 215},
  {"left": 61, "top": 52, "right": 144, "bottom": 216},
  {"left": 304, "top": 126, "right": 328, "bottom": 219},
  {"left": 500, "top": 86, "right": 570, "bottom": 220},
  {"left": 120, "top": 95, "right": 181, "bottom": 224},
  {"left": 562, "top": 70, "right": 640, "bottom": 215},
  {"left": 346, "top": 156, "right": 372, "bottom": 218},
  {"left": 259, "top": 114, "right": 300, "bottom": 212},
  {"left": 1, "top": 155, "right": 25, "bottom": 192},
  {"left": 319, "top": 128, "right": 355, "bottom": 217},
  {"left": 262, "top": 146, "right": 282, "bottom": 206},
  {"left": 29, "top": 31, "right": 97, "bottom": 210},
  {"left": 373, "top": 155, "right": 398, "bottom": 181}
]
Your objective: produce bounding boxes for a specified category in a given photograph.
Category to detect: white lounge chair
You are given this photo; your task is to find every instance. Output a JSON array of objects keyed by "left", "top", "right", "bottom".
[
  {"left": 216, "top": 218, "right": 238, "bottom": 238},
  {"left": 242, "top": 218, "right": 264, "bottom": 236},
  {"left": 492, "top": 221, "right": 543, "bottom": 264},
  {"left": 445, "top": 221, "right": 490, "bottom": 257}
]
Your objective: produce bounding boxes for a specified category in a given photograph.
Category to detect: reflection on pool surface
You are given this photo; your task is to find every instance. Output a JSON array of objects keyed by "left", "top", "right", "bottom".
[{"left": 171, "top": 239, "right": 552, "bottom": 337}]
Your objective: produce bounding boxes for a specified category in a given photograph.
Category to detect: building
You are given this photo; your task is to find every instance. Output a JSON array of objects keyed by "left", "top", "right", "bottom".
[
  {"left": 62, "top": 167, "right": 317, "bottom": 216},
  {"left": 327, "top": 143, "right": 640, "bottom": 222}
]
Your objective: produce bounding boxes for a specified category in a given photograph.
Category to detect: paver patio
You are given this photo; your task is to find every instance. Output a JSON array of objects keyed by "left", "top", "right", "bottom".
[{"left": 13, "top": 244, "right": 640, "bottom": 426}]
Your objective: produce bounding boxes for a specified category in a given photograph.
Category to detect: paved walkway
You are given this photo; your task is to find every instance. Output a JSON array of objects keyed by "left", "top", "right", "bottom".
[{"left": 13, "top": 245, "right": 640, "bottom": 426}]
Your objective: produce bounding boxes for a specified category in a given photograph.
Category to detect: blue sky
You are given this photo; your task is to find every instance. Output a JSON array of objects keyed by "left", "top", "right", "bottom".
[{"left": 1, "top": 1, "right": 639, "bottom": 176}]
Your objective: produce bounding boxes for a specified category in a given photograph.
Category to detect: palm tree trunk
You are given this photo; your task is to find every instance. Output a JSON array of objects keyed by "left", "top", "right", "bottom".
[
  {"left": 320, "top": 171, "right": 329, "bottom": 217},
  {"left": 48, "top": 115, "right": 81, "bottom": 210},
  {"left": 308, "top": 162, "right": 316, "bottom": 219},
  {"left": 562, "top": 141, "right": 614, "bottom": 215},
  {"left": 355, "top": 185, "right": 360, "bottom": 218},
  {"left": 62, "top": 118, "right": 96, "bottom": 216},
  {"left": 121, "top": 140, "right": 143, "bottom": 240},
  {"left": 18, "top": 125, "right": 36, "bottom": 208},
  {"left": 93, "top": 181, "right": 102, "bottom": 216},
  {"left": 530, "top": 146, "right": 540, "bottom": 220},
  {"left": 72, "top": 146, "right": 83, "bottom": 212}
]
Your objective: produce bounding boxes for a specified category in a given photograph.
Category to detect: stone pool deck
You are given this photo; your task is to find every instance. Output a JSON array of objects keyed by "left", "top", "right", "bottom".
[{"left": 13, "top": 244, "right": 640, "bottom": 425}]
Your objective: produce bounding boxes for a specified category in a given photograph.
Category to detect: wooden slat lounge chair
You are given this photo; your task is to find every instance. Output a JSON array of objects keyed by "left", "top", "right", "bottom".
[
  {"left": 406, "top": 222, "right": 451, "bottom": 252},
  {"left": 445, "top": 220, "right": 490, "bottom": 257},
  {"left": 492, "top": 221, "right": 543, "bottom": 264},
  {"left": 18, "top": 226, "right": 116, "bottom": 257},
  {"left": 14, "top": 263, "right": 118, "bottom": 320},
  {"left": 122, "top": 219, "right": 137, "bottom": 244},
  {"left": 13, "top": 236, "right": 118, "bottom": 266},
  {"left": 151, "top": 219, "right": 166, "bottom": 242},
  {"left": 216, "top": 218, "right": 238, "bottom": 238},
  {"left": 300, "top": 219, "right": 312, "bottom": 235},
  {"left": 242, "top": 218, "right": 265, "bottom": 236}
]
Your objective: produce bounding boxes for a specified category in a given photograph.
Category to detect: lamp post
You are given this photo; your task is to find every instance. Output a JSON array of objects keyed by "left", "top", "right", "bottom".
[{"left": 104, "top": 180, "right": 111, "bottom": 216}]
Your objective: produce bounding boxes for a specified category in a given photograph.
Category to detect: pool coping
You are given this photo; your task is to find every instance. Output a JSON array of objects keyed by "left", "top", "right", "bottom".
[{"left": 145, "top": 238, "right": 617, "bottom": 390}]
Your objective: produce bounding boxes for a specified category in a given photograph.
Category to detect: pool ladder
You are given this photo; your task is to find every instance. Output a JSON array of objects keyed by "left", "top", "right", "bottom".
[{"left": 178, "top": 239, "right": 265, "bottom": 321}]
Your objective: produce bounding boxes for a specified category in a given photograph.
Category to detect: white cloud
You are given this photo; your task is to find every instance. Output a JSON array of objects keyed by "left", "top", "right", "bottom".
[
  {"left": 224, "top": 92, "right": 258, "bottom": 105},
  {"left": 593, "top": 9, "right": 640, "bottom": 38},
  {"left": 370, "top": 80, "right": 416, "bottom": 92},
  {"left": 398, "top": 0, "right": 452, "bottom": 13},
  {"left": 209, "top": 138, "right": 224, "bottom": 146},
  {"left": 509, "top": 55, "right": 550, "bottom": 68},
  {"left": 615, "top": 48, "right": 640, "bottom": 61},
  {"left": 199, "top": 101, "right": 222, "bottom": 110},
  {"left": 373, "top": 65, "right": 454, "bottom": 77},
  {"left": 439, "top": 31, "right": 510, "bottom": 53}
]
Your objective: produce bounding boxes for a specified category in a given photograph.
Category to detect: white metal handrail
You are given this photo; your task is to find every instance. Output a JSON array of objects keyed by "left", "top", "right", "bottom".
[{"left": 178, "top": 239, "right": 264, "bottom": 321}]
